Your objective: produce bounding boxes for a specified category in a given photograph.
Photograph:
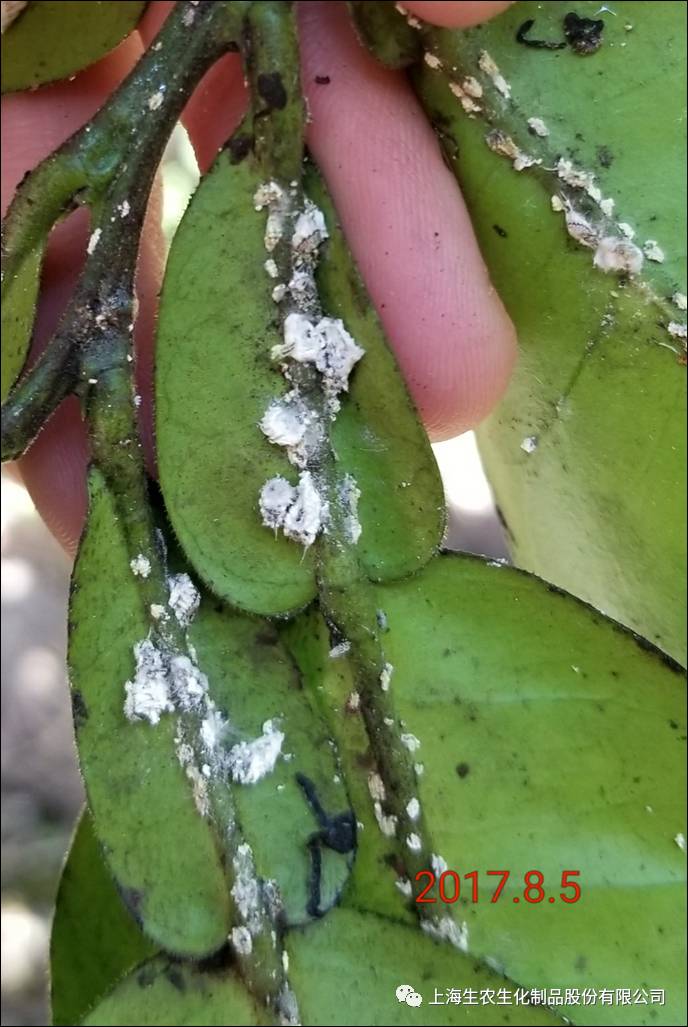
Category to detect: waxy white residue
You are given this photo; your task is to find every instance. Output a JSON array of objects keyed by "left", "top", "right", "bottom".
[
  {"left": 272, "top": 313, "right": 365, "bottom": 401},
  {"left": 380, "top": 662, "right": 394, "bottom": 692},
  {"left": 485, "top": 129, "right": 539, "bottom": 172},
  {"left": 259, "top": 472, "right": 328, "bottom": 547},
  {"left": 167, "top": 573, "right": 201, "bottom": 627},
  {"left": 227, "top": 719, "right": 285, "bottom": 785},
  {"left": 478, "top": 51, "right": 511, "bottom": 99},
  {"left": 422, "top": 915, "right": 469, "bottom": 952},
  {"left": 130, "top": 554, "right": 151, "bottom": 578},
  {"left": 527, "top": 117, "right": 549, "bottom": 138},
  {"left": 593, "top": 237, "right": 644, "bottom": 275},
  {"left": 124, "top": 639, "right": 174, "bottom": 725}
]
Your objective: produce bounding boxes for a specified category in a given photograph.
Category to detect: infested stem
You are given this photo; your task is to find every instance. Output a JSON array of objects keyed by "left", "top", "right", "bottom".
[
  {"left": 2, "top": 0, "right": 246, "bottom": 461},
  {"left": 5, "top": 5, "right": 295, "bottom": 1023},
  {"left": 316, "top": 533, "right": 452, "bottom": 929},
  {"left": 246, "top": 0, "right": 452, "bottom": 937}
]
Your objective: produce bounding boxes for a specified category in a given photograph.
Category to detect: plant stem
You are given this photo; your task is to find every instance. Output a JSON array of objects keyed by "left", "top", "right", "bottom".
[
  {"left": 2, "top": 0, "right": 247, "bottom": 462},
  {"left": 244, "top": 0, "right": 452, "bottom": 936}
]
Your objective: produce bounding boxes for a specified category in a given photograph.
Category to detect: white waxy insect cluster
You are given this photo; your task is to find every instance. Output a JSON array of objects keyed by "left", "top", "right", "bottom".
[
  {"left": 556, "top": 158, "right": 604, "bottom": 202},
  {"left": 226, "top": 826, "right": 294, "bottom": 1010},
  {"left": 367, "top": 772, "right": 386, "bottom": 802},
  {"left": 169, "top": 655, "right": 208, "bottom": 712},
  {"left": 229, "top": 842, "right": 287, "bottom": 970},
  {"left": 147, "top": 88, "right": 165, "bottom": 112},
  {"left": 462, "top": 76, "right": 483, "bottom": 99},
  {"left": 448, "top": 80, "right": 482, "bottom": 115},
  {"left": 125, "top": 563, "right": 207, "bottom": 725},
  {"left": 395, "top": 2, "right": 421, "bottom": 30},
  {"left": 124, "top": 631, "right": 209, "bottom": 727},
  {"left": 225, "top": 719, "right": 285, "bottom": 785},
  {"left": 527, "top": 117, "right": 549, "bottom": 138},
  {"left": 445, "top": 43, "right": 672, "bottom": 300},
  {"left": 231, "top": 842, "right": 263, "bottom": 941},
  {"left": 86, "top": 228, "right": 102, "bottom": 255},
  {"left": 254, "top": 180, "right": 292, "bottom": 253},
  {"left": 259, "top": 471, "right": 327, "bottom": 548},
  {"left": 374, "top": 802, "right": 398, "bottom": 838},
  {"left": 406, "top": 797, "right": 421, "bottom": 821},
  {"left": 593, "top": 237, "right": 645, "bottom": 275},
  {"left": 485, "top": 130, "right": 539, "bottom": 172},
  {"left": 167, "top": 572, "right": 201, "bottom": 627},
  {"left": 431, "top": 853, "right": 448, "bottom": 876},
  {"left": 338, "top": 473, "right": 362, "bottom": 544},
  {"left": 549, "top": 165, "right": 651, "bottom": 275},
  {"left": 379, "top": 662, "right": 394, "bottom": 692},
  {"left": 259, "top": 392, "right": 323, "bottom": 467},
  {"left": 124, "top": 568, "right": 283, "bottom": 791},
  {"left": 130, "top": 553, "right": 152, "bottom": 578},
  {"left": 198, "top": 705, "right": 286, "bottom": 787},
  {"left": 272, "top": 313, "right": 365, "bottom": 404},
  {"left": 329, "top": 640, "right": 351, "bottom": 659},
  {"left": 478, "top": 50, "right": 511, "bottom": 99},
  {"left": 124, "top": 639, "right": 175, "bottom": 725},
  {"left": 254, "top": 181, "right": 366, "bottom": 549},
  {"left": 231, "top": 925, "right": 253, "bottom": 956},
  {"left": 421, "top": 915, "right": 470, "bottom": 952},
  {"left": 643, "top": 239, "right": 665, "bottom": 264},
  {"left": 400, "top": 732, "right": 421, "bottom": 753}
]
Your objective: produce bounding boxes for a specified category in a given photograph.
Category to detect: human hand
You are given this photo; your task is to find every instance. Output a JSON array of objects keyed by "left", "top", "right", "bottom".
[{"left": 2, "top": 0, "right": 516, "bottom": 554}]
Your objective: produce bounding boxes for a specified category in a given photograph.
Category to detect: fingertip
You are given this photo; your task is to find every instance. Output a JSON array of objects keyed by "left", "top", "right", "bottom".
[
  {"left": 16, "top": 398, "right": 89, "bottom": 559},
  {"left": 421, "top": 284, "right": 517, "bottom": 442},
  {"left": 402, "top": 1, "right": 513, "bottom": 29},
  {"left": 300, "top": 1, "right": 516, "bottom": 442}
]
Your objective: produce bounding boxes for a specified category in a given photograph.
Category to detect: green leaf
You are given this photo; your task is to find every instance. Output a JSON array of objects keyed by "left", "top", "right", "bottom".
[
  {"left": 157, "top": 144, "right": 444, "bottom": 616},
  {"left": 81, "top": 957, "right": 271, "bottom": 1026},
  {"left": 51, "top": 810, "right": 156, "bottom": 1027},
  {"left": 1, "top": 1, "right": 146, "bottom": 94},
  {"left": 413, "top": 0, "right": 687, "bottom": 663},
  {"left": 306, "top": 164, "right": 446, "bottom": 583},
  {"left": 293, "top": 554, "right": 685, "bottom": 1026},
  {"left": 0, "top": 240, "right": 42, "bottom": 401},
  {"left": 80, "top": 909, "right": 560, "bottom": 1026},
  {"left": 287, "top": 908, "right": 560, "bottom": 1025},
  {"left": 187, "top": 596, "right": 354, "bottom": 925},
  {"left": 156, "top": 144, "right": 317, "bottom": 616},
  {"left": 283, "top": 608, "right": 417, "bottom": 926},
  {"left": 68, "top": 468, "right": 232, "bottom": 957}
]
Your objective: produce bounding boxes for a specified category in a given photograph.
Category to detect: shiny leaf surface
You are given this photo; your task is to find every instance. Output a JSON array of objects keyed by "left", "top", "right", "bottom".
[{"left": 1, "top": 1, "right": 146, "bottom": 93}]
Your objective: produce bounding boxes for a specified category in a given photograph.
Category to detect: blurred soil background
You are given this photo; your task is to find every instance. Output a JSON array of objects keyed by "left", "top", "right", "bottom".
[{"left": 1, "top": 128, "right": 508, "bottom": 1026}]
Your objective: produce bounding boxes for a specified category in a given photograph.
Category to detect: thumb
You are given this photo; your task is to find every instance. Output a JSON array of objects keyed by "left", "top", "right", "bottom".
[{"left": 402, "top": 1, "right": 513, "bottom": 29}]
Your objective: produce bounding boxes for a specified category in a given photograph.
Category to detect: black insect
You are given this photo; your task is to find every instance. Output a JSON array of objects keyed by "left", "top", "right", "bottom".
[
  {"left": 563, "top": 12, "right": 605, "bottom": 55},
  {"left": 516, "top": 13, "right": 605, "bottom": 56},
  {"left": 296, "top": 772, "right": 357, "bottom": 919},
  {"left": 516, "top": 18, "right": 566, "bottom": 50}
]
